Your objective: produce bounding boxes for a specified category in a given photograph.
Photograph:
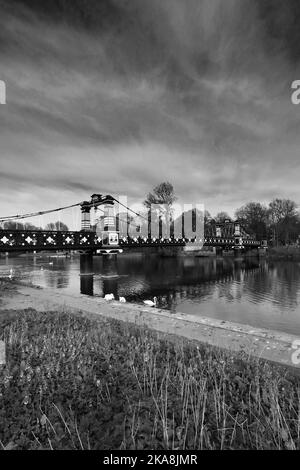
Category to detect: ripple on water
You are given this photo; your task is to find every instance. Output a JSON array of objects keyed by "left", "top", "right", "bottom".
[{"left": 2, "top": 256, "right": 300, "bottom": 334}]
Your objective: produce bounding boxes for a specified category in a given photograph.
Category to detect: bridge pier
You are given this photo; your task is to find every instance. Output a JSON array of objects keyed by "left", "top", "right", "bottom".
[
  {"left": 216, "top": 246, "right": 223, "bottom": 256},
  {"left": 102, "top": 254, "right": 119, "bottom": 298},
  {"left": 244, "top": 247, "right": 259, "bottom": 257},
  {"left": 80, "top": 253, "right": 93, "bottom": 295},
  {"left": 102, "top": 253, "right": 118, "bottom": 269},
  {"left": 234, "top": 248, "right": 243, "bottom": 258}
]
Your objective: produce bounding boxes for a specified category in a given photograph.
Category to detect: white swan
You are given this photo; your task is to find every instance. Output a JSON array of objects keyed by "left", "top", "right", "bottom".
[
  {"left": 104, "top": 293, "right": 115, "bottom": 301},
  {"left": 143, "top": 296, "right": 157, "bottom": 307},
  {"left": 119, "top": 297, "right": 126, "bottom": 303}
]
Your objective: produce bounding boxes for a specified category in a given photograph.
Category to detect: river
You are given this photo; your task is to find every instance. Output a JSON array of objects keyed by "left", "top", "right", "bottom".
[{"left": 1, "top": 253, "right": 300, "bottom": 335}]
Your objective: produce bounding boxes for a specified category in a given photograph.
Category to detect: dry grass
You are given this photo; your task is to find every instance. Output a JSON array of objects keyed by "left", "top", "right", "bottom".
[{"left": 0, "top": 309, "right": 300, "bottom": 450}]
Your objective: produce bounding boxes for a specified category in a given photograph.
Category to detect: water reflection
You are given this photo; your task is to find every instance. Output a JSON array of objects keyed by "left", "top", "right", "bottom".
[
  {"left": 2, "top": 253, "right": 300, "bottom": 334},
  {"left": 80, "top": 254, "right": 93, "bottom": 296},
  {"left": 41, "top": 258, "right": 72, "bottom": 290},
  {"left": 101, "top": 256, "right": 119, "bottom": 299}
]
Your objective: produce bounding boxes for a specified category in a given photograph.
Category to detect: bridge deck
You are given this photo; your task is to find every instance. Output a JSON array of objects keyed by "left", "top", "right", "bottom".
[{"left": 0, "top": 229, "right": 261, "bottom": 253}]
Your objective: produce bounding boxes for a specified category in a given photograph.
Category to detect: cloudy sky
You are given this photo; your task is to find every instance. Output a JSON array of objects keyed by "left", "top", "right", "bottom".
[{"left": 1, "top": 0, "right": 300, "bottom": 228}]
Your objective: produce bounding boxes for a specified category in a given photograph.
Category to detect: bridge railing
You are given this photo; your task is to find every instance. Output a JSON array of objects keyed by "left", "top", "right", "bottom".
[
  {"left": 0, "top": 229, "right": 103, "bottom": 252},
  {"left": 0, "top": 228, "right": 262, "bottom": 252}
]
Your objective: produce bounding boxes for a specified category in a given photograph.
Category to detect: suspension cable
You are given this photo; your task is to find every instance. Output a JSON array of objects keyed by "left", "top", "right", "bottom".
[
  {"left": 0, "top": 202, "right": 83, "bottom": 222},
  {"left": 94, "top": 208, "right": 142, "bottom": 231},
  {"left": 0, "top": 195, "right": 146, "bottom": 232},
  {"left": 112, "top": 196, "right": 148, "bottom": 221}
]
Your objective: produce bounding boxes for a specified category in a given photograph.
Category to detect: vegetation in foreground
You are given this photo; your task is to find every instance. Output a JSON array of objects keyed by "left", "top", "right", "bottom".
[{"left": 0, "top": 309, "right": 300, "bottom": 450}]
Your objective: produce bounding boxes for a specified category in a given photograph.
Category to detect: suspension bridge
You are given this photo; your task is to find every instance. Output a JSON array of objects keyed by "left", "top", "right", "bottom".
[{"left": 0, "top": 193, "right": 263, "bottom": 255}]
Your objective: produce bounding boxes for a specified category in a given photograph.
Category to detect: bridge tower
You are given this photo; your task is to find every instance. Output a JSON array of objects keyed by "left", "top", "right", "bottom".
[
  {"left": 80, "top": 201, "right": 91, "bottom": 231},
  {"left": 102, "top": 195, "right": 119, "bottom": 247},
  {"left": 91, "top": 194, "right": 123, "bottom": 255},
  {"left": 234, "top": 221, "right": 243, "bottom": 248}
]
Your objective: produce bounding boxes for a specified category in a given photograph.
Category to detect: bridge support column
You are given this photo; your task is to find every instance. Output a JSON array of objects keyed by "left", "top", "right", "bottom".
[
  {"left": 81, "top": 202, "right": 91, "bottom": 231},
  {"left": 80, "top": 253, "right": 93, "bottom": 295},
  {"left": 102, "top": 254, "right": 118, "bottom": 298},
  {"left": 258, "top": 247, "right": 267, "bottom": 257},
  {"left": 234, "top": 248, "right": 243, "bottom": 258}
]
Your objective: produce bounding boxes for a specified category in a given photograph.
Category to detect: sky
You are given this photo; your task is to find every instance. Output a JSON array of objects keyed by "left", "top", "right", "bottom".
[{"left": 1, "top": 0, "right": 300, "bottom": 229}]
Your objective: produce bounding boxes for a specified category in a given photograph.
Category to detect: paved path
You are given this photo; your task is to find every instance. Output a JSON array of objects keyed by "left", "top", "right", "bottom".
[{"left": 1, "top": 282, "right": 300, "bottom": 370}]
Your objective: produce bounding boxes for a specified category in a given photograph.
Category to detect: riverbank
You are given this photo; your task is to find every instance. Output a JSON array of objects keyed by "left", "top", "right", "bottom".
[
  {"left": 1, "top": 307, "right": 300, "bottom": 450},
  {"left": 1, "top": 280, "right": 300, "bottom": 449},
  {"left": 0, "top": 280, "right": 299, "bottom": 370}
]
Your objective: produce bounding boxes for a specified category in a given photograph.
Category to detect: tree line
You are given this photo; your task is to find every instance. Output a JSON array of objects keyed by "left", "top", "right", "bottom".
[
  {"left": 2, "top": 183, "right": 300, "bottom": 246},
  {"left": 144, "top": 182, "right": 300, "bottom": 246},
  {"left": 208, "top": 200, "right": 300, "bottom": 245},
  {"left": 1, "top": 221, "right": 69, "bottom": 232}
]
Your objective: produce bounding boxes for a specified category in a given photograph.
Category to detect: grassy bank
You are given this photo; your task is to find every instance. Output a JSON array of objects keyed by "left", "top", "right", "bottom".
[{"left": 0, "top": 309, "right": 300, "bottom": 450}]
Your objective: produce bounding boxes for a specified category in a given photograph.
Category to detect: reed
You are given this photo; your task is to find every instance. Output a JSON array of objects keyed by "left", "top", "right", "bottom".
[{"left": 0, "top": 309, "right": 299, "bottom": 450}]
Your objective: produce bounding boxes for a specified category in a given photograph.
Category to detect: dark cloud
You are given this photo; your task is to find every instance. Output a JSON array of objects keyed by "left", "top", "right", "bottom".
[{"left": 1, "top": 0, "right": 300, "bottom": 226}]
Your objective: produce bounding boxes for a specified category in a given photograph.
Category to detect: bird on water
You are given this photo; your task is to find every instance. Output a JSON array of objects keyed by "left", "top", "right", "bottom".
[
  {"left": 143, "top": 297, "right": 157, "bottom": 307},
  {"left": 104, "top": 293, "right": 115, "bottom": 301}
]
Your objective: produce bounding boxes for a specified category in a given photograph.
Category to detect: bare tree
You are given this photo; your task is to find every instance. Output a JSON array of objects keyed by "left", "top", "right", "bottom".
[
  {"left": 235, "top": 202, "right": 268, "bottom": 240},
  {"left": 144, "top": 182, "right": 177, "bottom": 208},
  {"left": 144, "top": 182, "right": 177, "bottom": 237},
  {"left": 268, "top": 199, "right": 299, "bottom": 245},
  {"left": 45, "top": 221, "right": 69, "bottom": 231},
  {"left": 215, "top": 212, "right": 232, "bottom": 223},
  {"left": 3, "top": 221, "right": 24, "bottom": 230}
]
